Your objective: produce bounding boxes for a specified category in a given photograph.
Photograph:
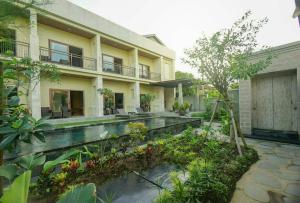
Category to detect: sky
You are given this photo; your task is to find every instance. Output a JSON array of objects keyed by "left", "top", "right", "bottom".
[{"left": 68, "top": 0, "right": 299, "bottom": 76}]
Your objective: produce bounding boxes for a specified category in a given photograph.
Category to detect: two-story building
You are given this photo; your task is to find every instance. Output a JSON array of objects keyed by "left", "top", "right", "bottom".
[{"left": 2, "top": 0, "right": 177, "bottom": 119}]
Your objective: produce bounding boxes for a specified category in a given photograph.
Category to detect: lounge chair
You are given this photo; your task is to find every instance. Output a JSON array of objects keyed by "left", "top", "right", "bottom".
[
  {"left": 136, "top": 107, "right": 153, "bottom": 116},
  {"left": 62, "top": 106, "right": 72, "bottom": 118},
  {"left": 115, "top": 108, "right": 131, "bottom": 118},
  {"left": 41, "top": 107, "right": 52, "bottom": 118},
  {"left": 52, "top": 110, "right": 62, "bottom": 118}
]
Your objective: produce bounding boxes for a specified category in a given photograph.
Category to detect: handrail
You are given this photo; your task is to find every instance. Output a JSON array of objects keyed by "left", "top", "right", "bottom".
[
  {"left": 0, "top": 40, "right": 30, "bottom": 58},
  {"left": 102, "top": 61, "right": 135, "bottom": 77},
  {"left": 39, "top": 46, "right": 97, "bottom": 70},
  {"left": 139, "top": 69, "right": 161, "bottom": 81}
]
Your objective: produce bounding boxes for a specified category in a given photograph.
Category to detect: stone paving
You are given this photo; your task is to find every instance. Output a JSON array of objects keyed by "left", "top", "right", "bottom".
[{"left": 231, "top": 138, "right": 300, "bottom": 203}]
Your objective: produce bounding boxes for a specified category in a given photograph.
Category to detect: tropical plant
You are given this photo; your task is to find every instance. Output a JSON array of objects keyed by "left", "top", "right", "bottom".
[
  {"left": 127, "top": 122, "right": 148, "bottom": 148},
  {"left": 172, "top": 101, "right": 179, "bottom": 112},
  {"left": 57, "top": 183, "right": 97, "bottom": 203},
  {"left": 140, "top": 94, "right": 155, "bottom": 112},
  {"left": 178, "top": 102, "right": 190, "bottom": 116},
  {"left": 98, "top": 88, "right": 114, "bottom": 114},
  {"left": 175, "top": 71, "right": 203, "bottom": 96},
  {"left": 0, "top": 170, "right": 31, "bottom": 203},
  {"left": 183, "top": 10, "right": 273, "bottom": 154}
]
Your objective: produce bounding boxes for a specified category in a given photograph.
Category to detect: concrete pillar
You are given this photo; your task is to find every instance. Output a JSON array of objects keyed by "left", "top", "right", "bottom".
[
  {"left": 129, "top": 48, "right": 139, "bottom": 78},
  {"left": 93, "top": 76, "right": 104, "bottom": 116},
  {"left": 92, "top": 34, "right": 102, "bottom": 73},
  {"left": 29, "top": 9, "right": 41, "bottom": 119},
  {"left": 239, "top": 79, "right": 252, "bottom": 135},
  {"left": 297, "top": 67, "right": 300, "bottom": 135},
  {"left": 158, "top": 56, "right": 164, "bottom": 81},
  {"left": 178, "top": 83, "right": 183, "bottom": 105},
  {"left": 132, "top": 81, "right": 140, "bottom": 111}
]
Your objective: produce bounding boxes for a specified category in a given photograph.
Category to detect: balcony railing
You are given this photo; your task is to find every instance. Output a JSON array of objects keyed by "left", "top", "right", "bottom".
[
  {"left": 39, "top": 47, "right": 97, "bottom": 71},
  {"left": 0, "top": 40, "right": 29, "bottom": 58},
  {"left": 139, "top": 69, "right": 161, "bottom": 81},
  {"left": 102, "top": 61, "right": 135, "bottom": 77}
]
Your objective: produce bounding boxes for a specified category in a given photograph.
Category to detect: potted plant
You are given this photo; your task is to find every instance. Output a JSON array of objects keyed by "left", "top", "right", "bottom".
[
  {"left": 140, "top": 94, "right": 155, "bottom": 112},
  {"left": 99, "top": 88, "right": 114, "bottom": 114},
  {"left": 178, "top": 102, "right": 190, "bottom": 116}
]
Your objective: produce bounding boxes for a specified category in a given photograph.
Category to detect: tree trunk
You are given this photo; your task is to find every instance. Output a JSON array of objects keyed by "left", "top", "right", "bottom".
[
  {"left": 230, "top": 108, "right": 242, "bottom": 156},
  {"left": 0, "top": 62, "right": 4, "bottom": 195},
  {"left": 208, "top": 98, "right": 220, "bottom": 127}
]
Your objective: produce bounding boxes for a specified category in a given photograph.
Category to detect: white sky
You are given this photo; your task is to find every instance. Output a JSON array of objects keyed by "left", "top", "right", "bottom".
[{"left": 69, "top": 0, "right": 299, "bottom": 76}]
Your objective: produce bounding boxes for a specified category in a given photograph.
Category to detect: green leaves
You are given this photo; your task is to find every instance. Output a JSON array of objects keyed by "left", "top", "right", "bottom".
[
  {"left": 56, "top": 183, "right": 97, "bottom": 203},
  {"left": 0, "top": 164, "right": 18, "bottom": 181},
  {"left": 43, "top": 149, "right": 80, "bottom": 173},
  {"left": 16, "top": 153, "right": 46, "bottom": 170},
  {"left": 0, "top": 170, "right": 31, "bottom": 203}
]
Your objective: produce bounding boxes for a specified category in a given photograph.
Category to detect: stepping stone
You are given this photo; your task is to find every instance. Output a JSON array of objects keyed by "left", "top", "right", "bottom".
[
  {"left": 244, "top": 182, "right": 270, "bottom": 202},
  {"left": 231, "top": 190, "right": 261, "bottom": 203},
  {"left": 285, "top": 183, "right": 300, "bottom": 197},
  {"left": 268, "top": 191, "right": 285, "bottom": 203},
  {"left": 253, "top": 171, "right": 282, "bottom": 189},
  {"left": 287, "top": 165, "right": 300, "bottom": 172},
  {"left": 283, "top": 197, "right": 300, "bottom": 203},
  {"left": 267, "top": 155, "right": 291, "bottom": 166},
  {"left": 257, "top": 161, "right": 280, "bottom": 170},
  {"left": 293, "top": 159, "right": 300, "bottom": 166},
  {"left": 276, "top": 171, "right": 300, "bottom": 181}
]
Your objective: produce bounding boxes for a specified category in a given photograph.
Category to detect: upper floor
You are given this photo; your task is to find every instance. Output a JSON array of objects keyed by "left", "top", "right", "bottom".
[{"left": 0, "top": 1, "right": 175, "bottom": 82}]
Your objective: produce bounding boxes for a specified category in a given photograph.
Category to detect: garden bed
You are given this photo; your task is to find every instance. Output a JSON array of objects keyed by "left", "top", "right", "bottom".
[{"left": 30, "top": 128, "right": 258, "bottom": 203}]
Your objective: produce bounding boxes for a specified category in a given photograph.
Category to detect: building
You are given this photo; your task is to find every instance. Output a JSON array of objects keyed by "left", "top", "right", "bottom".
[
  {"left": 239, "top": 41, "right": 300, "bottom": 139},
  {"left": 1, "top": 0, "right": 177, "bottom": 119}
]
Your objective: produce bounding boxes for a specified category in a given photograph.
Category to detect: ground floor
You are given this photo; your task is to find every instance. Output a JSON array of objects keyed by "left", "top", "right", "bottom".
[{"left": 27, "top": 74, "right": 175, "bottom": 119}]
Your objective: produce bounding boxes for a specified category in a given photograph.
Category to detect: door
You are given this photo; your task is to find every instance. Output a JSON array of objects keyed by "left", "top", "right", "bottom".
[
  {"left": 252, "top": 73, "right": 297, "bottom": 131},
  {"left": 70, "top": 91, "right": 84, "bottom": 116},
  {"left": 115, "top": 93, "right": 124, "bottom": 109},
  {"left": 69, "top": 46, "right": 83, "bottom": 68}
]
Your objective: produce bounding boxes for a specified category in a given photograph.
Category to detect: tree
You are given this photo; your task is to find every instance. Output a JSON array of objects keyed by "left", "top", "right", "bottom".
[
  {"left": 175, "top": 71, "right": 204, "bottom": 97},
  {"left": 183, "top": 11, "right": 273, "bottom": 155}
]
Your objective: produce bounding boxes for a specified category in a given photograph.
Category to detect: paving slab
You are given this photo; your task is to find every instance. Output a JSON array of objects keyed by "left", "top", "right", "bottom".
[{"left": 231, "top": 139, "right": 300, "bottom": 203}]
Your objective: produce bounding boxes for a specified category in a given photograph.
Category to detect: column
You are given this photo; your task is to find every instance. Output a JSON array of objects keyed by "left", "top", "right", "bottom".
[
  {"left": 93, "top": 76, "right": 104, "bottom": 116},
  {"left": 92, "top": 34, "right": 102, "bottom": 73},
  {"left": 132, "top": 81, "right": 140, "bottom": 111},
  {"left": 157, "top": 56, "right": 164, "bottom": 81},
  {"left": 178, "top": 83, "right": 183, "bottom": 105},
  {"left": 29, "top": 9, "right": 41, "bottom": 119},
  {"left": 297, "top": 67, "right": 300, "bottom": 135},
  {"left": 129, "top": 48, "right": 139, "bottom": 78},
  {"left": 239, "top": 79, "right": 252, "bottom": 135}
]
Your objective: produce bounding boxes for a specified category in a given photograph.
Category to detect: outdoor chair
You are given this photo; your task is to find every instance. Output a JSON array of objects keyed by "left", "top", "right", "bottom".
[
  {"left": 52, "top": 110, "right": 62, "bottom": 118},
  {"left": 115, "top": 108, "right": 131, "bottom": 118},
  {"left": 41, "top": 107, "right": 52, "bottom": 118},
  {"left": 136, "top": 107, "right": 153, "bottom": 116},
  {"left": 62, "top": 106, "right": 72, "bottom": 118}
]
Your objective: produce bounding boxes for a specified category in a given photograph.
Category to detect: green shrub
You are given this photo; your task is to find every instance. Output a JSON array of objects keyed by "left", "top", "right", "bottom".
[{"left": 127, "top": 122, "right": 148, "bottom": 147}]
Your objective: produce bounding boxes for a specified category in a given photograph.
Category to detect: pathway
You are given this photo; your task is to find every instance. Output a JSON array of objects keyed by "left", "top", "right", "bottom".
[{"left": 231, "top": 138, "right": 300, "bottom": 203}]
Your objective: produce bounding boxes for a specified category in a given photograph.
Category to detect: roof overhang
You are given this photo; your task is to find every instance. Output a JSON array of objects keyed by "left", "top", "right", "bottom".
[{"left": 151, "top": 79, "right": 193, "bottom": 88}]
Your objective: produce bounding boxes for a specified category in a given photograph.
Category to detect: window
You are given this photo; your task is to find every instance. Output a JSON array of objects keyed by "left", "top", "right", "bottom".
[
  {"left": 102, "top": 54, "right": 123, "bottom": 73},
  {"left": 0, "top": 29, "right": 16, "bottom": 56},
  {"left": 139, "top": 64, "right": 150, "bottom": 79},
  {"left": 50, "top": 41, "right": 83, "bottom": 67},
  {"left": 50, "top": 89, "right": 69, "bottom": 113}
]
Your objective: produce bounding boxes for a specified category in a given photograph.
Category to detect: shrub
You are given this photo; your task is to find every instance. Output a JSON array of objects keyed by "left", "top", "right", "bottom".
[{"left": 127, "top": 122, "right": 148, "bottom": 148}]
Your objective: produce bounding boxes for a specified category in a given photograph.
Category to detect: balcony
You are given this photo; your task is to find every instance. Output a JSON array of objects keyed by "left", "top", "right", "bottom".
[
  {"left": 139, "top": 69, "right": 161, "bottom": 81},
  {"left": 39, "top": 47, "right": 97, "bottom": 71},
  {"left": 102, "top": 61, "right": 135, "bottom": 77},
  {"left": 0, "top": 40, "right": 29, "bottom": 58}
]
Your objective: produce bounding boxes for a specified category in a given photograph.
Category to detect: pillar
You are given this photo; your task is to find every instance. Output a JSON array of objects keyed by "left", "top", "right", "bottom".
[
  {"left": 129, "top": 48, "right": 139, "bottom": 78},
  {"left": 132, "top": 81, "right": 140, "bottom": 111},
  {"left": 297, "top": 67, "right": 300, "bottom": 136},
  {"left": 29, "top": 9, "right": 41, "bottom": 119},
  {"left": 239, "top": 79, "right": 252, "bottom": 135},
  {"left": 92, "top": 34, "right": 102, "bottom": 73},
  {"left": 178, "top": 83, "right": 183, "bottom": 105},
  {"left": 93, "top": 76, "right": 103, "bottom": 116}
]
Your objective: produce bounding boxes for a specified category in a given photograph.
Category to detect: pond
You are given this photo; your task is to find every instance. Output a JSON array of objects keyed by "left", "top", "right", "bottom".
[
  {"left": 97, "top": 163, "right": 184, "bottom": 203},
  {"left": 6, "top": 116, "right": 201, "bottom": 159}
]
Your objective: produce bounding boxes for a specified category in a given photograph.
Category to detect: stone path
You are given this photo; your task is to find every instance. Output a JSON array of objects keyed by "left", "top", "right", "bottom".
[{"left": 231, "top": 139, "right": 300, "bottom": 203}]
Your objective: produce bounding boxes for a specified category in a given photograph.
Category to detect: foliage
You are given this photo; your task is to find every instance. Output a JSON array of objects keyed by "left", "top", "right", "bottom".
[
  {"left": 178, "top": 102, "right": 190, "bottom": 116},
  {"left": 175, "top": 71, "right": 203, "bottom": 96},
  {"left": 172, "top": 101, "right": 179, "bottom": 112},
  {"left": 98, "top": 88, "right": 114, "bottom": 111},
  {"left": 127, "top": 122, "right": 148, "bottom": 147},
  {"left": 140, "top": 94, "right": 155, "bottom": 112},
  {"left": 220, "top": 109, "right": 230, "bottom": 135},
  {"left": 57, "top": 183, "right": 97, "bottom": 203},
  {"left": 0, "top": 170, "right": 31, "bottom": 203}
]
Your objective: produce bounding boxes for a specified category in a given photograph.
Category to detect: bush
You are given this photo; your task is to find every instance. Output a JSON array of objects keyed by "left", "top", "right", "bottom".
[{"left": 127, "top": 122, "right": 148, "bottom": 147}]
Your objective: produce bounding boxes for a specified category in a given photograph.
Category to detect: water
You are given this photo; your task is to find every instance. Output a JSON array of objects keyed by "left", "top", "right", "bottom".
[
  {"left": 97, "top": 164, "right": 182, "bottom": 203},
  {"left": 7, "top": 117, "right": 198, "bottom": 158}
]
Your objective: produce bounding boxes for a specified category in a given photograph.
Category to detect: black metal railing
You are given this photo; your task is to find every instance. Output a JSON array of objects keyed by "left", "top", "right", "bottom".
[
  {"left": 0, "top": 40, "right": 29, "bottom": 58},
  {"left": 39, "top": 47, "right": 97, "bottom": 71},
  {"left": 102, "top": 61, "right": 135, "bottom": 77},
  {"left": 139, "top": 69, "right": 161, "bottom": 81}
]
